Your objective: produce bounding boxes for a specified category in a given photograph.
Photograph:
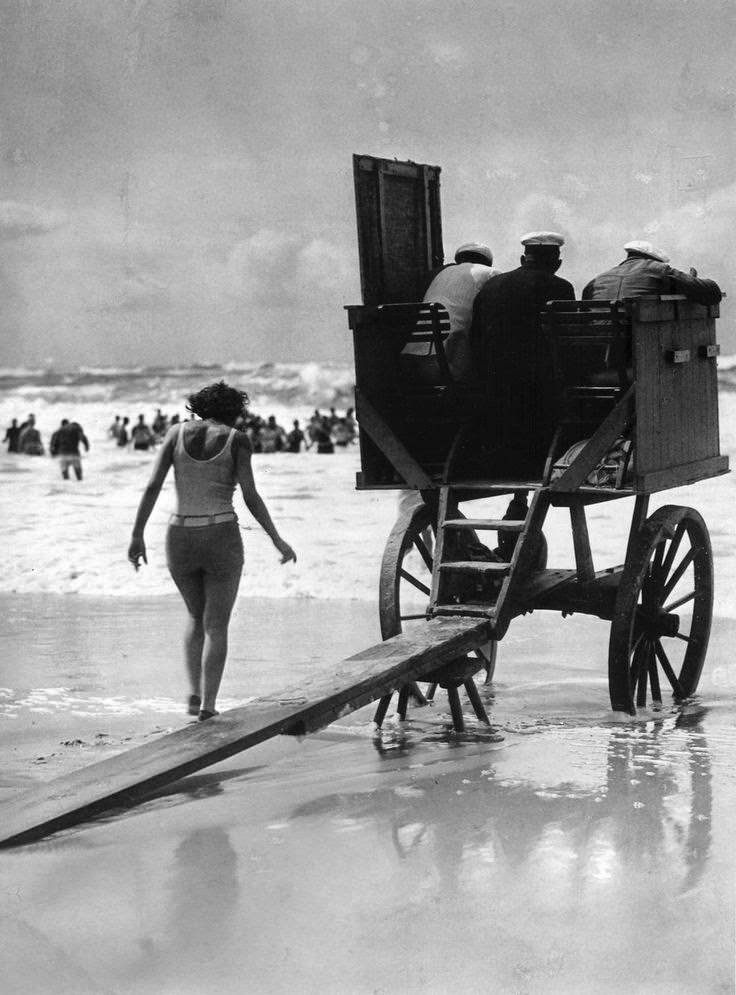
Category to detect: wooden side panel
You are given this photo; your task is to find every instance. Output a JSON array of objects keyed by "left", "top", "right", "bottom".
[
  {"left": 346, "top": 303, "right": 464, "bottom": 487},
  {"left": 346, "top": 305, "right": 407, "bottom": 485},
  {"left": 353, "top": 155, "right": 444, "bottom": 304},
  {"left": 632, "top": 301, "right": 722, "bottom": 483}
]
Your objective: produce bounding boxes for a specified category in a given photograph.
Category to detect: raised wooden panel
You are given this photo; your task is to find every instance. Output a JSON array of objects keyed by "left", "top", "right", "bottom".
[
  {"left": 353, "top": 155, "right": 444, "bottom": 304},
  {"left": 632, "top": 301, "right": 721, "bottom": 480}
]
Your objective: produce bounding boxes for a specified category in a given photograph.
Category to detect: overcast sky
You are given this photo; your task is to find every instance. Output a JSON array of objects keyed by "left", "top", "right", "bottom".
[{"left": 1, "top": 0, "right": 734, "bottom": 368}]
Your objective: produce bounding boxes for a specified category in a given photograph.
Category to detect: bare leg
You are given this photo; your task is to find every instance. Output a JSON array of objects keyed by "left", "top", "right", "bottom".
[
  {"left": 170, "top": 570, "right": 207, "bottom": 698},
  {"left": 200, "top": 569, "right": 242, "bottom": 713}
]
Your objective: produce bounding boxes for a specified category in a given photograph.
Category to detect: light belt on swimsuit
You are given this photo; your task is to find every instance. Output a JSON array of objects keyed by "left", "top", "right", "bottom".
[{"left": 169, "top": 511, "right": 237, "bottom": 527}]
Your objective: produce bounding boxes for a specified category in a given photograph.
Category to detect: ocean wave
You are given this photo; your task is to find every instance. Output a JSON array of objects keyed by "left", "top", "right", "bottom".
[
  {"left": 2, "top": 354, "right": 735, "bottom": 408},
  {"left": 0, "top": 361, "right": 357, "bottom": 410}
]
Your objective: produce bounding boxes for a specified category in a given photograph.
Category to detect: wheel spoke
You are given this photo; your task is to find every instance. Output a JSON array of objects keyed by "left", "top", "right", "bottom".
[
  {"left": 399, "top": 569, "right": 430, "bottom": 596},
  {"left": 412, "top": 534, "right": 433, "bottom": 572},
  {"left": 662, "top": 548, "right": 696, "bottom": 600},
  {"left": 636, "top": 640, "right": 650, "bottom": 708},
  {"left": 648, "top": 650, "right": 662, "bottom": 703},
  {"left": 651, "top": 539, "right": 666, "bottom": 578},
  {"left": 653, "top": 639, "right": 685, "bottom": 699},
  {"left": 630, "top": 637, "right": 647, "bottom": 701},
  {"left": 673, "top": 632, "right": 692, "bottom": 643},
  {"left": 630, "top": 627, "right": 646, "bottom": 658},
  {"left": 662, "top": 590, "right": 696, "bottom": 613},
  {"left": 657, "top": 522, "right": 687, "bottom": 586},
  {"left": 646, "top": 540, "right": 666, "bottom": 599}
]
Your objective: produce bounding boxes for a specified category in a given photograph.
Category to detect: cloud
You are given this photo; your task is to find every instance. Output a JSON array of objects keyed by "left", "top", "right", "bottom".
[
  {"left": 639, "top": 181, "right": 736, "bottom": 282},
  {"left": 0, "top": 201, "right": 67, "bottom": 240},
  {"left": 91, "top": 272, "right": 170, "bottom": 315},
  {"left": 225, "top": 228, "right": 302, "bottom": 305},
  {"left": 223, "top": 229, "right": 354, "bottom": 309},
  {"left": 294, "top": 238, "right": 354, "bottom": 297}
]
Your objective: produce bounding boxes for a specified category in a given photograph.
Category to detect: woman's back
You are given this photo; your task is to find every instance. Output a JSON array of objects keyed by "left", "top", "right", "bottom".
[{"left": 172, "top": 420, "right": 239, "bottom": 517}]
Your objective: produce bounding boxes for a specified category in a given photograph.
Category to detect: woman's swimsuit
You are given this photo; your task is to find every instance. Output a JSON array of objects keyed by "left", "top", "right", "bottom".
[{"left": 166, "top": 424, "right": 244, "bottom": 580}]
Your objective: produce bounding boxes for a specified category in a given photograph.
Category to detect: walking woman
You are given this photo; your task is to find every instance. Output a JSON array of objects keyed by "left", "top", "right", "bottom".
[{"left": 127, "top": 381, "right": 296, "bottom": 721}]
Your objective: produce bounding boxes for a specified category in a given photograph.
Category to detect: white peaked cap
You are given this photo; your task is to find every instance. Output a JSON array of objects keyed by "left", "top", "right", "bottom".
[
  {"left": 520, "top": 231, "right": 565, "bottom": 247},
  {"left": 454, "top": 242, "right": 493, "bottom": 264},
  {"left": 623, "top": 240, "right": 670, "bottom": 263}
]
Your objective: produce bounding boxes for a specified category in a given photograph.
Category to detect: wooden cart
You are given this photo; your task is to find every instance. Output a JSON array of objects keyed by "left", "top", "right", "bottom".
[{"left": 347, "top": 154, "right": 729, "bottom": 720}]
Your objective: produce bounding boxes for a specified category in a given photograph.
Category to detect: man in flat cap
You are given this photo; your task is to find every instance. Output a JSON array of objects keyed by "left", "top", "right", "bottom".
[
  {"left": 582, "top": 241, "right": 722, "bottom": 304},
  {"left": 469, "top": 231, "right": 575, "bottom": 464},
  {"left": 403, "top": 241, "right": 497, "bottom": 385}
]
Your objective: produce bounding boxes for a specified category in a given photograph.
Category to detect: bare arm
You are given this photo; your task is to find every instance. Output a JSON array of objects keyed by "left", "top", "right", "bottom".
[
  {"left": 127, "top": 426, "right": 177, "bottom": 569},
  {"left": 234, "top": 433, "right": 296, "bottom": 563}
]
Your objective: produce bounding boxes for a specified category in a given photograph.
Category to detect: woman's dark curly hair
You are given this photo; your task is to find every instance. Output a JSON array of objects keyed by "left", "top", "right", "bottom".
[{"left": 186, "top": 381, "right": 249, "bottom": 425}]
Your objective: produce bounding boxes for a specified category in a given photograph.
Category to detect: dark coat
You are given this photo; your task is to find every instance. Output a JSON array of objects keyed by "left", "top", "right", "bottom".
[
  {"left": 469, "top": 264, "right": 575, "bottom": 456},
  {"left": 582, "top": 255, "right": 722, "bottom": 305},
  {"left": 51, "top": 422, "right": 89, "bottom": 457}
]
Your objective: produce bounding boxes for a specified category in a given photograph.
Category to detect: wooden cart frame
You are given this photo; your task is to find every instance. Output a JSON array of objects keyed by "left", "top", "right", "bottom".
[{"left": 347, "top": 154, "right": 728, "bottom": 720}]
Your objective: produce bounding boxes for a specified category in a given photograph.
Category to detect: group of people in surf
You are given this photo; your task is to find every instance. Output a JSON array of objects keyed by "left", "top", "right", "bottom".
[
  {"left": 3, "top": 414, "right": 45, "bottom": 455},
  {"left": 110, "top": 404, "right": 357, "bottom": 455},
  {"left": 108, "top": 410, "right": 177, "bottom": 450}
]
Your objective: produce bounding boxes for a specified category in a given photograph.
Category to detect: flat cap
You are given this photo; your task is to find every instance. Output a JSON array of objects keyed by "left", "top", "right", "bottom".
[
  {"left": 455, "top": 242, "right": 493, "bottom": 264},
  {"left": 623, "top": 240, "right": 670, "bottom": 263},
  {"left": 521, "top": 231, "right": 565, "bottom": 247}
]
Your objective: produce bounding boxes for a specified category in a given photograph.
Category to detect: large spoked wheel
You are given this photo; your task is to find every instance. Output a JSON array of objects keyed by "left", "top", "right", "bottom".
[
  {"left": 379, "top": 499, "right": 497, "bottom": 682},
  {"left": 608, "top": 505, "right": 713, "bottom": 714}
]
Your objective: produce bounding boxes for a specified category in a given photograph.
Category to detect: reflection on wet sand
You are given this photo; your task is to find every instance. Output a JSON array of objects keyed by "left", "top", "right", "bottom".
[
  {"left": 131, "top": 826, "right": 240, "bottom": 991},
  {"left": 293, "top": 716, "right": 713, "bottom": 893},
  {"left": 285, "top": 713, "right": 720, "bottom": 991},
  {"left": 1, "top": 705, "right": 732, "bottom": 994}
]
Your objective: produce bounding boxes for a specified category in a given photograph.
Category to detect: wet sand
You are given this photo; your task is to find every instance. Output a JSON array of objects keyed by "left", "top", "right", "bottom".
[{"left": 2, "top": 595, "right": 736, "bottom": 994}]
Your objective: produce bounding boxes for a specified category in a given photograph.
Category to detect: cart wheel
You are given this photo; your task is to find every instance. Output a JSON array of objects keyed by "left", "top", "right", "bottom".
[
  {"left": 608, "top": 506, "right": 713, "bottom": 714},
  {"left": 379, "top": 500, "right": 497, "bottom": 682}
]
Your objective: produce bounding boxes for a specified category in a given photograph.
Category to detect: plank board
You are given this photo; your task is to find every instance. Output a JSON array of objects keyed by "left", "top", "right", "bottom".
[{"left": 0, "top": 617, "right": 489, "bottom": 848}]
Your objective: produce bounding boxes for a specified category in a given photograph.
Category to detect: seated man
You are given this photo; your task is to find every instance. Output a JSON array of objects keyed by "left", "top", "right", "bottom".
[
  {"left": 469, "top": 231, "right": 575, "bottom": 462},
  {"left": 402, "top": 241, "right": 497, "bottom": 385},
  {"left": 582, "top": 240, "right": 722, "bottom": 305}
]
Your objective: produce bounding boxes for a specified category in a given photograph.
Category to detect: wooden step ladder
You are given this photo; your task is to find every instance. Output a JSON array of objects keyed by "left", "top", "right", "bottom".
[
  {"left": 430, "top": 484, "right": 549, "bottom": 634},
  {"left": 373, "top": 486, "right": 550, "bottom": 732}
]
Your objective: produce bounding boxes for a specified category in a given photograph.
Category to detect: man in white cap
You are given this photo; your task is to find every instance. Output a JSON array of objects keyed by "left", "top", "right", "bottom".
[
  {"left": 582, "top": 241, "right": 722, "bottom": 304},
  {"left": 469, "top": 231, "right": 575, "bottom": 462},
  {"left": 402, "top": 242, "right": 496, "bottom": 385}
]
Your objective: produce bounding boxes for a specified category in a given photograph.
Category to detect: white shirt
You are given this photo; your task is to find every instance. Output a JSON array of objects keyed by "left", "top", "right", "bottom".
[
  {"left": 423, "top": 261, "right": 496, "bottom": 333},
  {"left": 402, "top": 262, "right": 496, "bottom": 384},
  {"left": 403, "top": 262, "right": 496, "bottom": 356}
]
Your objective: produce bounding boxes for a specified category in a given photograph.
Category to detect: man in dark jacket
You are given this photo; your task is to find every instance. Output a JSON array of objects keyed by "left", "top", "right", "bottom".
[
  {"left": 50, "top": 418, "right": 89, "bottom": 480},
  {"left": 582, "top": 240, "right": 722, "bottom": 304},
  {"left": 470, "top": 231, "right": 575, "bottom": 462}
]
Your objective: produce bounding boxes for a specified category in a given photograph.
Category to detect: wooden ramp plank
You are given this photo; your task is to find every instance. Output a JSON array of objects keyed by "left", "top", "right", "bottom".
[{"left": 0, "top": 617, "right": 488, "bottom": 848}]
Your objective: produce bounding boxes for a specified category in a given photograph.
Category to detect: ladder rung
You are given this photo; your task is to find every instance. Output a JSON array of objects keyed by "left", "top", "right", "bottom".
[
  {"left": 443, "top": 519, "right": 526, "bottom": 531},
  {"left": 439, "top": 561, "right": 511, "bottom": 573}
]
